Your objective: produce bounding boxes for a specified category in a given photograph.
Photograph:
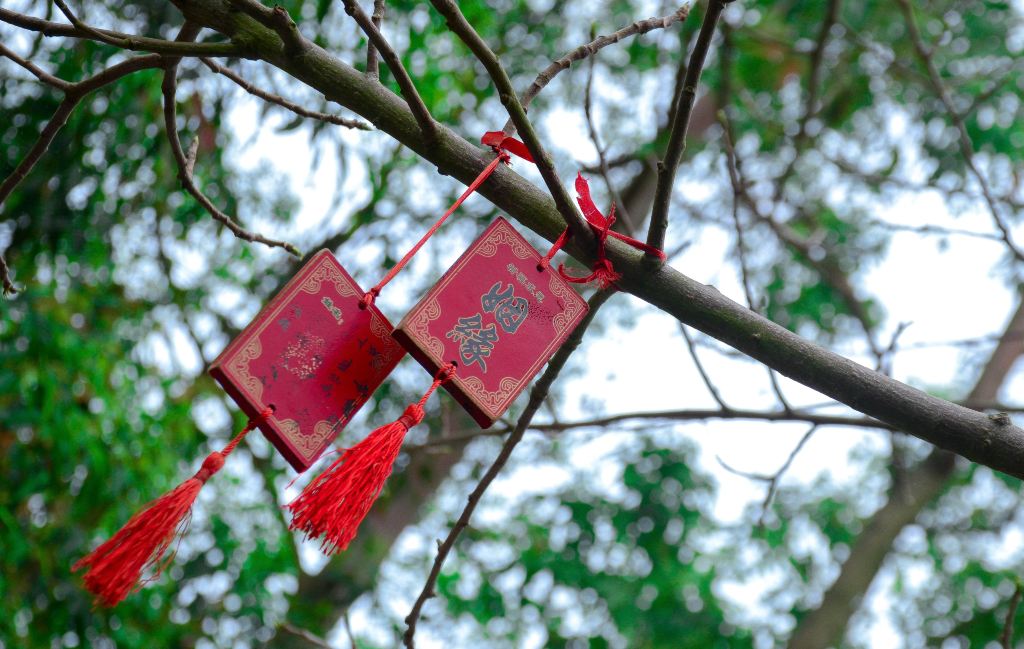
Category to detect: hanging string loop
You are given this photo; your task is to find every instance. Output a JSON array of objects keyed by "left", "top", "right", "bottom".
[{"left": 358, "top": 134, "right": 533, "bottom": 310}]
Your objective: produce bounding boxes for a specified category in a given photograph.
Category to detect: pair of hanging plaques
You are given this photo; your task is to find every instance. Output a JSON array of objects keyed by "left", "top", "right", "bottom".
[{"left": 211, "top": 216, "right": 588, "bottom": 471}]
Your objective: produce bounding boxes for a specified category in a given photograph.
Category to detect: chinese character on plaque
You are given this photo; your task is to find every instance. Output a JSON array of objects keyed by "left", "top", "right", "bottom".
[{"left": 393, "top": 217, "right": 588, "bottom": 428}]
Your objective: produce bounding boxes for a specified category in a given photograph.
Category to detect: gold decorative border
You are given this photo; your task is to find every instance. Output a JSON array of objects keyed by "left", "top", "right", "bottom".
[
  {"left": 461, "top": 376, "right": 520, "bottom": 410},
  {"left": 477, "top": 220, "right": 534, "bottom": 259},
  {"left": 293, "top": 419, "right": 340, "bottom": 455},
  {"left": 227, "top": 337, "right": 265, "bottom": 404},
  {"left": 410, "top": 296, "right": 445, "bottom": 358},
  {"left": 548, "top": 272, "right": 585, "bottom": 331},
  {"left": 300, "top": 261, "right": 359, "bottom": 297},
  {"left": 369, "top": 310, "right": 405, "bottom": 365},
  {"left": 218, "top": 253, "right": 392, "bottom": 463}
]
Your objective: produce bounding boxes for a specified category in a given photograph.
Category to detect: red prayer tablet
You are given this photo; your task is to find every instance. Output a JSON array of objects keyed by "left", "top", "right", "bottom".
[
  {"left": 210, "top": 250, "right": 405, "bottom": 471},
  {"left": 393, "top": 217, "right": 589, "bottom": 427}
]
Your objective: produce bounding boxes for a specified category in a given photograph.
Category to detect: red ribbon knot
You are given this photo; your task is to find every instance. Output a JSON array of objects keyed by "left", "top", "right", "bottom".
[
  {"left": 397, "top": 404, "right": 425, "bottom": 430},
  {"left": 194, "top": 452, "right": 225, "bottom": 483},
  {"left": 542, "top": 174, "right": 667, "bottom": 289}
]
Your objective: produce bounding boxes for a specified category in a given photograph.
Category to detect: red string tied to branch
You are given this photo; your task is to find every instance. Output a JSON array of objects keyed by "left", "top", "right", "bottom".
[
  {"left": 72, "top": 406, "right": 273, "bottom": 607},
  {"left": 286, "top": 363, "right": 456, "bottom": 554},
  {"left": 540, "top": 174, "right": 666, "bottom": 289}
]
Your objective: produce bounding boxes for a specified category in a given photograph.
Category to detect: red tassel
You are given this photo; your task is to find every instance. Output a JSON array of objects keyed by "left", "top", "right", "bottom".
[
  {"left": 287, "top": 365, "right": 454, "bottom": 554},
  {"left": 73, "top": 409, "right": 270, "bottom": 607}
]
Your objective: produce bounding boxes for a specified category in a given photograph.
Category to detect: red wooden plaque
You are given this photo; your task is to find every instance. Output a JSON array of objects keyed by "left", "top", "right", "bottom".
[
  {"left": 210, "top": 250, "right": 405, "bottom": 471},
  {"left": 393, "top": 217, "right": 589, "bottom": 427}
]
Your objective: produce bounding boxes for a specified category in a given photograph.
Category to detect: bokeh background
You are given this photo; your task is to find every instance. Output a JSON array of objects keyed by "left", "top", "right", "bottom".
[{"left": 2, "top": 0, "right": 1024, "bottom": 647}]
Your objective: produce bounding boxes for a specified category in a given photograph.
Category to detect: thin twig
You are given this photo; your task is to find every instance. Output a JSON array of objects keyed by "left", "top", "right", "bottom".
[
  {"left": 720, "top": 113, "right": 757, "bottom": 310},
  {"left": 0, "top": 54, "right": 164, "bottom": 209},
  {"left": 403, "top": 288, "right": 615, "bottom": 648},
  {"left": 718, "top": 111, "right": 795, "bottom": 411},
  {"left": 53, "top": 0, "right": 128, "bottom": 49},
  {"left": 162, "top": 42, "right": 301, "bottom": 256},
  {"left": 0, "top": 7, "right": 241, "bottom": 57},
  {"left": 227, "top": 0, "right": 308, "bottom": 55},
  {"left": 801, "top": 0, "right": 842, "bottom": 143},
  {"left": 831, "top": 149, "right": 1024, "bottom": 213},
  {"left": 773, "top": 0, "right": 841, "bottom": 200},
  {"left": 0, "top": 253, "right": 16, "bottom": 296},
  {"left": 199, "top": 58, "right": 371, "bottom": 129},
  {"left": 25, "top": 1, "right": 54, "bottom": 60},
  {"left": 870, "top": 220, "right": 1004, "bottom": 242},
  {"left": 428, "top": 0, "right": 591, "bottom": 242},
  {"left": 582, "top": 49, "right": 636, "bottom": 235},
  {"left": 280, "top": 622, "right": 332, "bottom": 648},
  {"left": 1002, "top": 581, "right": 1022, "bottom": 649},
  {"left": 415, "top": 406, "right": 894, "bottom": 450},
  {"left": 717, "top": 424, "right": 818, "bottom": 526},
  {"left": 678, "top": 322, "right": 730, "bottom": 410},
  {"left": 504, "top": 3, "right": 692, "bottom": 132},
  {"left": 897, "top": 0, "right": 1024, "bottom": 265},
  {"left": 518, "top": 405, "right": 892, "bottom": 432},
  {"left": 759, "top": 425, "right": 816, "bottom": 525},
  {"left": 0, "top": 43, "right": 71, "bottom": 90},
  {"left": 648, "top": 0, "right": 730, "bottom": 254},
  {"left": 366, "top": 0, "right": 386, "bottom": 79},
  {"left": 718, "top": 111, "right": 883, "bottom": 361},
  {"left": 343, "top": 610, "right": 357, "bottom": 649},
  {"left": 876, "top": 320, "right": 911, "bottom": 375},
  {"left": 341, "top": 0, "right": 435, "bottom": 137}
]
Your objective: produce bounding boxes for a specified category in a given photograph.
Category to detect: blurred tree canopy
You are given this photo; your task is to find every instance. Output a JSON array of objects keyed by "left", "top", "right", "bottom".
[{"left": 2, "top": 0, "right": 1024, "bottom": 647}]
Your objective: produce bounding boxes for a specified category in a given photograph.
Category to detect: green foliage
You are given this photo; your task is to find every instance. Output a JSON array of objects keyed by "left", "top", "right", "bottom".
[
  {"left": 2, "top": 0, "right": 1023, "bottom": 648},
  {"left": 433, "top": 442, "right": 753, "bottom": 647}
]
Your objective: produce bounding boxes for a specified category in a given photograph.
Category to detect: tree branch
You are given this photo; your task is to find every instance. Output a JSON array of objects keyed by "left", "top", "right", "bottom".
[
  {"left": 226, "top": 0, "right": 308, "bottom": 55},
  {"left": 161, "top": 37, "right": 301, "bottom": 257},
  {"left": 365, "top": 0, "right": 386, "bottom": 79},
  {"left": 403, "top": 288, "right": 615, "bottom": 648},
  {"left": 199, "top": 58, "right": 371, "bottom": 129},
  {"left": 341, "top": 0, "right": 435, "bottom": 138},
  {"left": 0, "top": 43, "right": 71, "bottom": 90},
  {"left": 427, "top": 0, "right": 590, "bottom": 243},
  {"left": 0, "top": 253, "right": 16, "bottom": 296},
  {"left": 0, "top": 50, "right": 171, "bottom": 293},
  {"left": 0, "top": 54, "right": 164, "bottom": 209},
  {"left": 897, "top": 0, "right": 1024, "bottom": 264},
  {"left": 647, "top": 0, "right": 730, "bottom": 254},
  {"left": 504, "top": 3, "right": 692, "bottom": 131},
  {"left": 155, "top": 0, "right": 1024, "bottom": 479},
  {"left": 0, "top": 97, "right": 77, "bottom": 210},
  {"left": 0, "top": 7, "right": 243, "bottom": 57}
]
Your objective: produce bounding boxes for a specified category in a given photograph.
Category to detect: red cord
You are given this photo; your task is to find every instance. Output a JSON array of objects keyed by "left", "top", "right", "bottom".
[
  {"left": 359, "top": 132, "right": 535, "bottom": 309},
  {"left": 540, "top": 174, "right": 667, "bottom": 288},
  {"left": 285, "top": 364, "right": 455, "bottom": 554},
  {"left": 72, "top": 406, "right": 274, "bottom": 607}
]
